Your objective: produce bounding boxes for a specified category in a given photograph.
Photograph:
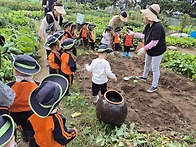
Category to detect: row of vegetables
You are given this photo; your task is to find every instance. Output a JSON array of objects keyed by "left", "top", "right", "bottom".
[{"left": 0, "top": 9, "right": 195, "bottom": 82}]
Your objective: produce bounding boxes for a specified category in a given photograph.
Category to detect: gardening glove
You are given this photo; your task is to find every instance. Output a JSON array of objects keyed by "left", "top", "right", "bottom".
[{"left": 137, "top": 47, "right": 145, "bottom": 55}]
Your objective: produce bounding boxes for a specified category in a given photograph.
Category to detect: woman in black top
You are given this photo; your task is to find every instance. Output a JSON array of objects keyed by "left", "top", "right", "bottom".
[
  {"left": 130, "top": 4, "right": 166, "bottom": 92},
  {"left": 39, "top": 1, "right": 66, "bottom": 41}
]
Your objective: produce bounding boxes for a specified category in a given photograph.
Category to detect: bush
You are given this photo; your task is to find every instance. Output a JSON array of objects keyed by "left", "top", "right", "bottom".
[
  {"left": 0, "top": 0, "right": 42, "bottom": 11},
  {"left": 162, "top": 50, "right": 196, "bottom": 80}
]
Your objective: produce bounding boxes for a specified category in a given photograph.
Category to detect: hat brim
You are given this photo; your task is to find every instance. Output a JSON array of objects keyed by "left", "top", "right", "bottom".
[
  {"left": 81, "top": 22, "right": 88, "bottom": 26},
  {"left": 98, "top": 48, "right": 113, "bottom": 53},
  {"left": 11, "top": 55, "right": 41, "bottom": 75},
  {"left": 119, "top": 15, "right": 127, "bottom": 22},
  {"left": 0, "top": 114, "right": 15, "bottom": 146},
  {"left": 0, "top": 81, "right": 15, "bottom": 106},
  {"left": 29, "top": 84, "right": 62, "bottom": 118},
  {"left": 140, "top": 9, "right": 160, "bottom": 22},
  {"left": 54, "top": 6, "right": 66, "bottom": 15},
  {"left": 29, "top": 74, "right": 68, "bottom": 118}
]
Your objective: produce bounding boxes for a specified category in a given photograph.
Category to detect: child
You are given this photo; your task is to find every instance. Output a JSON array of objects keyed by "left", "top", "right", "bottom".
[
  {"left": 113, "top": 27, "right": 123, "bottom": 51},
  {"left": 7, "top": 54, "right": 40, "bottom": 145},
  {"left": 0, "top": 80, "right": 15, "bottom": 115},
  {"left": 79, "top": 21, "right": 88, "bottom": 48},
  {"left": 88, "top": 23, "right": 96, "bottom": 51},
  {"left": 70, "top": 24, "right": 79, "bottom": 39},
  {"left": 0, "top": 114, "right": 16, "bottom": 147},
  {"left": 28, "top": 74, "right": 77, "bottom": 147},
  {"left": 122, "top": 27, "right": 134, "bottom": 57},
  {"left": 60, "top": 38, "right": 77, "bottom": 95},
  {"left": 53, "top": 30, "right": 65, "bottom": 44},
  {"left": 45, "top": 23, "right": 56, "bottom": 66},
  {"left": 45, "top": 36, "right": 62, "bottom": 74},
  {"left": 61, "top": 21, "right": 73, "bottom": 40},
  {"left": 101, "top": 26, "right": 114, "bottom": 48},
  {"left": 85, "top": 45, "right": 117, "bottom": 104}
]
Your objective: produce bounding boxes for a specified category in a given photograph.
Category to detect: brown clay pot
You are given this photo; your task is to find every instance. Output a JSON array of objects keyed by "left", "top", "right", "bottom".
[{"left": 96, "top": 90, "right": 127, "bottom": 126}]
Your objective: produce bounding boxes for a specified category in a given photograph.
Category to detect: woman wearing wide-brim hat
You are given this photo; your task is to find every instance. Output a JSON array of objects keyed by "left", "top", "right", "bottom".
[
  {"left": 39, "top": 1, "right": 66, "bottom": 41},
  {"left": 130, "top": 4, "right": 167, "bottom": 93},
  {"left": 109, "top": 11, "right": 128, "bottom": 29}
]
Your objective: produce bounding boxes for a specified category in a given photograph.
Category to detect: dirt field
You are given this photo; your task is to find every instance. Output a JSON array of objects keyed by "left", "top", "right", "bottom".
[{"left": 75, "top": 51, "right": 196, "bottom": 140}]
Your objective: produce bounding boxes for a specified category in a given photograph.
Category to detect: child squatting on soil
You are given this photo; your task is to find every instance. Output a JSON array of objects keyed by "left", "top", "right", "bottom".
[
  {"left": 85, "top": 45, "right": 117, "bottom": 104},
  {"left": 28, "top": 74, "right": 77, "bottom": 147},
  {"left": 7, "top": 54, "right": 41, "bottom": 146}
]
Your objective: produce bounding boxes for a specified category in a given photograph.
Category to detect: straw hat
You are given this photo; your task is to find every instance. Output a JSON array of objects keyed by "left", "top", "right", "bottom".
[
  {"left": 119, "top": 11, "right": 128, "bottom": 22},
  {"left": 54, "top": 6, "right": 66, "bottom": 15},
  {"left": 140, "top": 4, "right": 160, "bottom": 22}
]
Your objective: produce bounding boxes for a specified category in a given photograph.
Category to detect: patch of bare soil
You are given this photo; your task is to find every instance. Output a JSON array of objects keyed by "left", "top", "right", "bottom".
[{"left": 75, "top": 52, "right": 196, "bottom": 142}]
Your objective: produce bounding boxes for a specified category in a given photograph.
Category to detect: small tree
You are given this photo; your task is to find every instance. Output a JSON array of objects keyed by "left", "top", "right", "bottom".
[{"left": 179, "top": 13, "right": 190, "bottom": 32}]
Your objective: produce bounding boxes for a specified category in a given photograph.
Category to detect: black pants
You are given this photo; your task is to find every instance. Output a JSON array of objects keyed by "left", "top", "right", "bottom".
[
  {"left": 114, "top": 43, "right": 120, "bottom": 51},
  {"left": 89, "top": 42, "right": 95, "bottom": 50},
  {"left": 60, "top": 71, "right": 73, "bottom": 91},
  {"left": 81, "top": 37, "right": 88, "bottom": 48},
  {"left": 124, "top": 46, "right": 131, "bottom": 52},
  {"left": 92, "top": 82, "right": 107, "bottom": 96},
  {"left": 49, "top": 67, "right": 60, "bottom": 74}
]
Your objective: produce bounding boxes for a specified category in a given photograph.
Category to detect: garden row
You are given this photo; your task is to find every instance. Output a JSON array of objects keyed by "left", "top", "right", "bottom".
[{"left": 0, "top": 10, "right": 43, "bottom": 82}]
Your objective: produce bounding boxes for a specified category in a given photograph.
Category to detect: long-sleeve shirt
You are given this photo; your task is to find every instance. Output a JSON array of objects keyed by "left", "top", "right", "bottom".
[
  {"left": 28, "top": 112, "right": 76, "bottom": 147},
  {"left": 86, "top": 58, "right": 116, "bottom": 84},
  {"left": 101, "top": 32, "right": 111, "bottom": 45}
]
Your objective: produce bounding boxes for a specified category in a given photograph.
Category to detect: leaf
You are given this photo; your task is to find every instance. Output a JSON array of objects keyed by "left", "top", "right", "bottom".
[
  {"left": 83, "top": 127, "right": 91, "bottom": 135},
  {"left": 130, "top": 123, "right": 135, "bottom": 133},
  {"left": 78, "top": 96, "right": 86, "bottom": 106},
  {"left": 116, "top": 128, "right": 123, "bottom": 136},
  {"left": 183, "top": 135, "right": 196, "bottom": 144},
  {"left": 96, "top": 134, "right": 105, "bottom": 146},
  {"left": 183, "top": 141, "right": 189, "bottom": 147},
  {"left": 118, "top": 142, "right": 124, "bottom": 146},
  {"left": 71, "top": 112, "right": 82, "bottom": 118}
]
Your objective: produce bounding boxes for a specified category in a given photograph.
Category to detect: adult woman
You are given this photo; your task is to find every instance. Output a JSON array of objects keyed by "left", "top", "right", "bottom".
[
  {"left": 131, "top": 4, "right": 166, "bottom": 93},
  {"left": 109, "top": 11, "right": 128, "bottom": 29},
  {"left": 39, "top": 1, "right": 66, "bottom": 41}
]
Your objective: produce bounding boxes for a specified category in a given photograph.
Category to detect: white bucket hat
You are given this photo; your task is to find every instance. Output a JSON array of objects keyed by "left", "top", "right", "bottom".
[
  {"left": 140, "top": 4, "right": 160, "bottom": 22},
  {"left": 54, "top": 6, "right": 66, "bottom": 15},
  {"left": 119, "top": 11, "right": 128, "bottom": 22}
]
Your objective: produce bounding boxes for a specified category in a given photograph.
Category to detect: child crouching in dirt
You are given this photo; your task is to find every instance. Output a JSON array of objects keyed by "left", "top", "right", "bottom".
[{"left": 85, "top": 45, "right": 117, "bottom": 104}]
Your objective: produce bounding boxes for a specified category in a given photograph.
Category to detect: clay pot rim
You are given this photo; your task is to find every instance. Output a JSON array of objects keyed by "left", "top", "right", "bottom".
[{"left": 104, "top": 90, "right": 124, "bottom": 105}]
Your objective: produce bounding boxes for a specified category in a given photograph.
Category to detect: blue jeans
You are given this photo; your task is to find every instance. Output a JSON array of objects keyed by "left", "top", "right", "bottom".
[{"left": 142, "top": 53, "right": 163, "bottom": 87}]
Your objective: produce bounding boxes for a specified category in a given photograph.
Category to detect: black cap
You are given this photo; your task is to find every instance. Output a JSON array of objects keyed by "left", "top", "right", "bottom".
[
  {"left": 44, "top": 36, "right": 59, "bottom": 48},
  {"left": 61, "top": 21, "right": 73, "bottom": 29},
  {"left": 61, "top": 38, "right": 76, "bottom": 50},
  {"left": 115, "top": 27, "right": 123, "bottom": 32}
]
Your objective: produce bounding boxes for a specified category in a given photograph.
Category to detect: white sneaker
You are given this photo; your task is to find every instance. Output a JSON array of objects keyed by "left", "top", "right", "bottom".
[{"left": 93, "top": 95, "right": 99, "bottom": 104}]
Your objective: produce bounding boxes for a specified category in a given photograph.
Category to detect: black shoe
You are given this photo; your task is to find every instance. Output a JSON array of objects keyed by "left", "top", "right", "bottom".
[
  {"left": 147, "top": 86, "right": 157, "bottom": 93},
  {"left": 21, "top": 131, "right": 29, "bottom": 142},
  {"left": 136, "top": 76, "right": 147, "bottom": 81}
]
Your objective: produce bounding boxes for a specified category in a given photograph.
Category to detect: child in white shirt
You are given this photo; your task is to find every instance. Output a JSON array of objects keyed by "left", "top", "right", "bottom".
[
  {"left": 101, "top": 26, "right": 114, "bottom": 48},
  {"left": 85, "top": 45, "right": 117, "bottom": 104}
]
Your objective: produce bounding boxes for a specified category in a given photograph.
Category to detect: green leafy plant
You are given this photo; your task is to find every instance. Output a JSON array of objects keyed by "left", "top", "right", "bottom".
[{"left": 162, "top": 50, "right": 196, "bottom": 80}]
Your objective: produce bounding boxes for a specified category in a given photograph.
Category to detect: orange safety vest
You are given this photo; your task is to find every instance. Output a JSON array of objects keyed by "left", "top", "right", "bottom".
[
  {"left": 9, "top": 82, "right": 38, "bottom": 112},
  {"left": 80, "top": 28, "right": 87, "bottom": 38},
  {"left": 113, "top": 34, "right": 120, "bottom": 44},
  {"left": 61, "top": 53, "right": 76, "bottom": 75},
  {"left": 48, "top": 51, "right": 61, "bottom": 73},
  {"left": 124, "top": 34, "right": 133, "bottom": 46},
  {"left": 29, "top": 112, "right": 76, "bottom": 147}
]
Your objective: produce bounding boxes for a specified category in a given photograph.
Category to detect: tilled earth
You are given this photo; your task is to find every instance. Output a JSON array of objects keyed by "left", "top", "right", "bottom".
[{"left": 75, "top": 52, "right": 196, "bottom": 143}]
